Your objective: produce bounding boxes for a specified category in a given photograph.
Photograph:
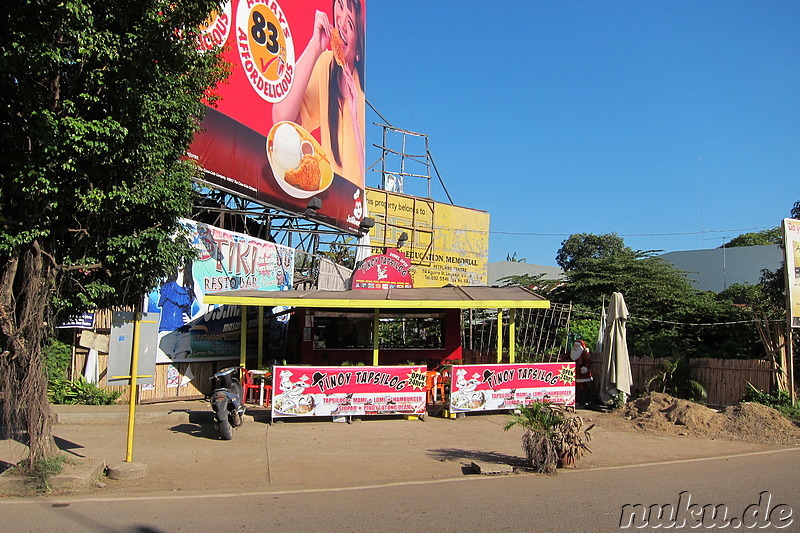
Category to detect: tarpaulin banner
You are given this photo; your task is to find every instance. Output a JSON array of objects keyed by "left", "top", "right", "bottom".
[
  {"left": 450, "top": 363, "right": 576, "bottom": 412},
  {"left": 189, "top": 0, "right": 367, "bottom": 233},
  {"left": 146, "top": 219, "right": 294, "bottom": 362},
  {"left": 271, "top": 365, "right": 427, "bottom": 418},
  {"left": 351, "top": 248, "right": 413, "bottom": 289}
]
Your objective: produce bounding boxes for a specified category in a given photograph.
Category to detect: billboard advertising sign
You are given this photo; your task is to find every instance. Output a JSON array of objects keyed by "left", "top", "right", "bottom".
[
  {"left": 271, "top": 365, "right": 428, "bottom": 418},
  {"left": 351, "top": 248, "right": 413, "bottom": 289},
  {"left": 189, "top": 0, "right": 367, "bottom": 233},
  {"left": 365, "top": 188, "right": 489, "bottom": 287},
  {"left": 450, "top": 363, "right": 576, "bottom": 412},
  {"left": 146, "top": 219, "right": 295, "bottom": 362},
  {"left": 784, "top": 218, "right": 800, "bottom": 327}
]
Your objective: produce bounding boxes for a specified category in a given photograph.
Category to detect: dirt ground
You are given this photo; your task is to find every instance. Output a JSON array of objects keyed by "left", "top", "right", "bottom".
[
  {"left": 604, "top": 392, "right": 800, "bottom": 446},
  {"left": 2, "top": 394, "right": 799, "bottom": 498}
]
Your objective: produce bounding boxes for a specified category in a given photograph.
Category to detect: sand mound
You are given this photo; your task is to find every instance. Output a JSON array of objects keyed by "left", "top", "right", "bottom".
[
  {"left": 618, "top": 392, "right": 800, "bottom": 445},
  {"left": 623, "top": 392, "right": 722, "bottom": 434}
]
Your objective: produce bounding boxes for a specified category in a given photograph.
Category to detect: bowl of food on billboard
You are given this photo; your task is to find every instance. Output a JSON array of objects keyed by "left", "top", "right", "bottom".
[{"left": 267, "top": 121, "right": 334, "bottom": 199}]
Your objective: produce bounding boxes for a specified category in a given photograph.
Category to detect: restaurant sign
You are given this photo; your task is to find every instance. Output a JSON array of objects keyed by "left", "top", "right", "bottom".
[
  {"left": 450, "top": 363, "right": 576, "bottom": 412},
  {"left": 351, "top": 248, "right": 413, "bottom": 289},
  {"left": 271, "top": 365, "right": 427, "bottom": 418}
]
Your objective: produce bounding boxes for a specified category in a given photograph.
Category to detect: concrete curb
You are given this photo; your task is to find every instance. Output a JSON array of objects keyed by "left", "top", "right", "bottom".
[{"left": 0, "top": 459, "right": 106, "bottom": 496}]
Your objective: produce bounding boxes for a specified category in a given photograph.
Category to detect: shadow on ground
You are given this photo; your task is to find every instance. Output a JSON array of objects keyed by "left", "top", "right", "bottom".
[
  {"left": 427, "top": 447, "right": 527, "bottom": 468},
  {"left": 169, "top": 422, "right": 222, "bottom": 440},
  {"left": 55, "top": 435, "right": 87, "bottom": 458}
]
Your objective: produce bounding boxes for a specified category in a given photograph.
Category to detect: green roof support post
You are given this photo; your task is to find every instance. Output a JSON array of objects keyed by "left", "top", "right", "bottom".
[
  {"left": 509, "top": 309, "right": 516, "bottom": 364},
  {"left": 373, "top": 308, "right": 380, "bottom": 366},
  {"left": 240, "top": 305, "right": 248, "bottom": 368},
  {"left": 496, "top": 309, "right": 503, "bottom": 363},
  {"left": 257, "top": 306, "right": 264, "bottom": 369}
]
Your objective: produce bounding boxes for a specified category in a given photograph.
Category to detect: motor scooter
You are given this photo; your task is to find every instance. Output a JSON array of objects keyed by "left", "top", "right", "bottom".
[{"left": 209, "top": 367, "right": 245, "bottom": 440}]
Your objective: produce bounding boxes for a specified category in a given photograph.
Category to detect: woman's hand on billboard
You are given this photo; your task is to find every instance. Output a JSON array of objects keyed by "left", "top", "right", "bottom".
[
  {"left": 310, "top": 10, "right": 332, "bottom": 58},
  {"left": 273, "top": 10, "right": 330, "bottom": 125}
]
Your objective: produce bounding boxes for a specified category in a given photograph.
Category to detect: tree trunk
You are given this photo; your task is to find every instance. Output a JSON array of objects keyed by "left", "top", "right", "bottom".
[{"left": 0, "top": 242, "right": 58, "bottom": 467}]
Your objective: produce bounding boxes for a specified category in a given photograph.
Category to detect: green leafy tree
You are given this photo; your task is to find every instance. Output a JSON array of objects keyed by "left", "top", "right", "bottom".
[
  {"left": 552, "top": 234, "right": 761, "bottom": 359},
  {"left": 0, "top": 0, "right": 226, "bottom": 465},
  {"left": 723, "top": 228, "right": 781, "bottom": 247},
  {"left": 555, "top": 233, "right": 635, "bottom": 272}
]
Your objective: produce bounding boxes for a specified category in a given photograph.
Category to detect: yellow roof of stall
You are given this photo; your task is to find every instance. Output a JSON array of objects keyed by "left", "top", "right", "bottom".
[{"left": 203, "top": 285, "right": 550, "bottom": 310}]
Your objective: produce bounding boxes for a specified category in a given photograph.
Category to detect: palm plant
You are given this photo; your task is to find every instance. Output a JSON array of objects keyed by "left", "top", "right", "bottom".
[
  {"left": 646, "top": 355, "right": 707, "bottom": 402},
  {"left": 504, "top": 401, "right": 594, "bottom": 474}
]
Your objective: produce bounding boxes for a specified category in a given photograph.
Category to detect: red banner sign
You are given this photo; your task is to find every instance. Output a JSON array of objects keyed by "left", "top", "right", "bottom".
[
  {"left": 351, "top": 248, "right": 413, "bottom": 289},
  {"left": 450, "top": 363, "right": 576, "bottom": 412},
  {"left": 189, "top": 0, "right": 367, "bottom": 233},
  {"left": 271, "top": 365, "right": 427, "bottom": 418}
]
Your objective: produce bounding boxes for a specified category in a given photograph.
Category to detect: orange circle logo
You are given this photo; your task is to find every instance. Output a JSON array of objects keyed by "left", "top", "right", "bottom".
[{"left": 236, "top": 0, "right": 295, "bottom": 102}]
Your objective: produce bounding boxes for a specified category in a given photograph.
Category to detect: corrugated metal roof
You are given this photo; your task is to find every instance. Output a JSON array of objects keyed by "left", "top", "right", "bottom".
[{"left": 203, "top": 285, "right": 549, "bottom": 309}]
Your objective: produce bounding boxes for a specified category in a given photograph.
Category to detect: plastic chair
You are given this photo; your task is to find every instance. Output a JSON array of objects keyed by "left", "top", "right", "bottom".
[
  {"left": 426, "top": 371, "right": 448, "bottom": 404},
  {"left": 241, "top": 369, "right": 261, "bottom": 404}
]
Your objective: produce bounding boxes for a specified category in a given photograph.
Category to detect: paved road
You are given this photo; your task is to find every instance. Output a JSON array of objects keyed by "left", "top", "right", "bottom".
[{"left": 3, "top": 448, "right": 798, "bottom": 532}]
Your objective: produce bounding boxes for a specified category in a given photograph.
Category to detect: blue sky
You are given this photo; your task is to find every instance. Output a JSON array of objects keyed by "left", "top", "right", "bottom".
[{"left": 362, "top": 1, "right": 799, "bottom": 266}]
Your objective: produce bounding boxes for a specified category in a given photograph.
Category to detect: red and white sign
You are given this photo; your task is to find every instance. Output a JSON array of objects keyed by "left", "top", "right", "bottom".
[
  {"left": 450, "top": 363, "right": 576, "bottom": 412},
  {"left": 351, "top": 248, "right": 413, "bottom": 289},
  {"left": 189, "top": 0, "right": 367, "bottom": 233},
  {"left": 271, "top": 365, "right": 427, "bottom": 418}
]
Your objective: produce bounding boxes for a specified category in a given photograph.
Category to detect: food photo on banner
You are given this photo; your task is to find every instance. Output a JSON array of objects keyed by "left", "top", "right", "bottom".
[
  {"left": 146, "top": 219, "right": 295, "bottom": 363},
  {"left": 449, "top": 363, "right": 577, "bottom": 412},
  {"left": 189, "top": 0, "right": 367, "bottom": 233},
  {"left": 271, "top": 365, "right": 428, "bottom": 418}
]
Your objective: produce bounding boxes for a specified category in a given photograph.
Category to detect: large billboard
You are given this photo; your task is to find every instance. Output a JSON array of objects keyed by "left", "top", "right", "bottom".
[
  {"left": 365, "top": 188, "right": 489, "bottom": 286},
  {"left": 189, "top": 1, "right": 367, "bottom": 233}
]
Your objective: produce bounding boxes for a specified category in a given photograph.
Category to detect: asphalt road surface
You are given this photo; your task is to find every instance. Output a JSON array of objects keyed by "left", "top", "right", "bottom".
[{"left": 3, "top": 448, "right": 798, "bottom": 532}]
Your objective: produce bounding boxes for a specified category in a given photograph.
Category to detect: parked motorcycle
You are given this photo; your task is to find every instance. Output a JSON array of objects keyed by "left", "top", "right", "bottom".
[{"left": 209, "top": 367, "right": 246, "bottom": 440}]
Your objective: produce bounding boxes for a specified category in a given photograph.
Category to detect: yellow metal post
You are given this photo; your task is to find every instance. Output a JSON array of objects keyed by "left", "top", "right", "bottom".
[
  {"left": 257, "top": 306, "right": 264, "bottom": 369},
  {"left": 509, "top": 309, "right": 516, "bottom": 363},
  {"left": 372, "top": 308, "right": 380, "bottom": 366},
  {"left": 496, "top": 309, "right": 504, "bottom": 363},
  {"left": 240, "top": 305, "right": 248, "bottom": 368},
  {"left": 125, "top": 313, "right": 142, "bottom": 462}
]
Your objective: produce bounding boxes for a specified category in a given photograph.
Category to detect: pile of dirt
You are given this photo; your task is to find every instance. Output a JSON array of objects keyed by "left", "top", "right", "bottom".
[{"left": 614, "top": 392, "right": 800, "bottom": 445}]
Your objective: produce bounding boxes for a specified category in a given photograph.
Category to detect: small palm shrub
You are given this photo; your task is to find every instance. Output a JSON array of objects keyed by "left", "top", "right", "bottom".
[{"left": 504, "top": 401, "right": 594, "bottom": 474}]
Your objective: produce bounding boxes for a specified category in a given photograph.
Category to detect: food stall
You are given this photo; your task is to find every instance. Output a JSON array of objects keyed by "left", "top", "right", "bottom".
[{"left": 202, "top": 286, "right": 575, "bottom": 417}]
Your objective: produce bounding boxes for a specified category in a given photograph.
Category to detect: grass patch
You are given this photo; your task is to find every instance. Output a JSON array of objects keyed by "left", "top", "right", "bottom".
[{"left": 11, "top": 455, "right": 73, "bottom": 493}]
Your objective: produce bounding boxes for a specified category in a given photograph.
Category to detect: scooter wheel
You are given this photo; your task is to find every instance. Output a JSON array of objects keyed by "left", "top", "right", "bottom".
[{"left": 216, "top": 404, "right": 233, "bottom": 440}]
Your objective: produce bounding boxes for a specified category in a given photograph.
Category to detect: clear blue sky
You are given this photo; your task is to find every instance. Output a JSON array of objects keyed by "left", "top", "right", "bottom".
[{"left": 363, "top": 1, "right": 799, "bottom": 266}]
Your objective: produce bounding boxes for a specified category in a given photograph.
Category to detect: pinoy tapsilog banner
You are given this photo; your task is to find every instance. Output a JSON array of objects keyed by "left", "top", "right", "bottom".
[
  {"left": 450, "top": 363, "right": 576, "bottom": 412},
  {"left": 784, "top": 218, "right": 800, "bottom": 327},
  {"left": 271, "top": 365, "right": 428, "bottom": 418},
  {"left": 189, "top": 0, "right": 367, "bottom": 234},
  {"left": 146, "top": 219, "right": 294, "bottom": 362}
]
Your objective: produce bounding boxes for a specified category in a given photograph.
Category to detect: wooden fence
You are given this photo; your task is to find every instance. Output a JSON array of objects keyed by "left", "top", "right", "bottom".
[{"left": 592, "top": 356, "right": 778, "bottom": 407}]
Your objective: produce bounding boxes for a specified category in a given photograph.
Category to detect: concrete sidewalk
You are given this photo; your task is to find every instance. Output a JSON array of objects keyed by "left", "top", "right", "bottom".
[{"left": 1, "top": 401, "right": 794, "bottom": 497}]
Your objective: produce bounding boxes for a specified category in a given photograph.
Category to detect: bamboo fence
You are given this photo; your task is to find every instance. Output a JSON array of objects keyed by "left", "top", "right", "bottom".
[{"left": 591, "top": 356, "right": 778, "bottom": 407}]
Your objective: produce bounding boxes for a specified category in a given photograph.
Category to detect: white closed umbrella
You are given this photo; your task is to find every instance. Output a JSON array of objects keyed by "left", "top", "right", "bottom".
[{"left": 598, "top": 292, "right": 633, "bottom": 404}]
